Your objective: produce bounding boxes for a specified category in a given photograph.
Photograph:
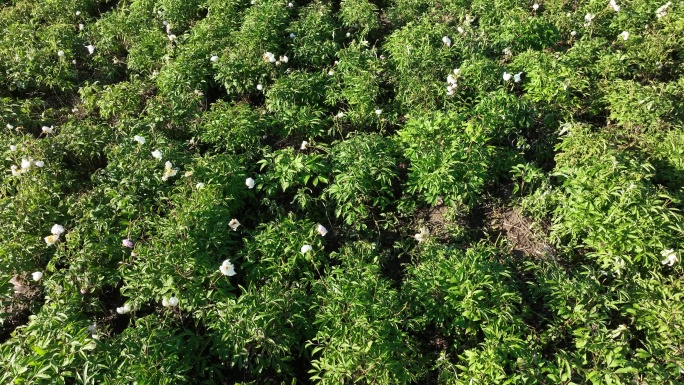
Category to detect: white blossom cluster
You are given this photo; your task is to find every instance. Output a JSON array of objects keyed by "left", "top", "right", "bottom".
[
  {"left": 661, "top": 249, "right": 678, "bottom": 266},
  {"left": 609, "top": 0, "right": 620, "bottom": 12},
  {"left": 656, "top": 1, "right": 672, "bottom": 18},
  {"left": 262, "top": 51, "right": 289, "bottom": 66},
  {"left": 446, "top": 68, "right": 459, "bottom": 96},
  {"left": 44, "top": 224, "right": 65, "bottom": 246},
  {"left": 10, "top": 158, "right": 45, "bottom": 176}
]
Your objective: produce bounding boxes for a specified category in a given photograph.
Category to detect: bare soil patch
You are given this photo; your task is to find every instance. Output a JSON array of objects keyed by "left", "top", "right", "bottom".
[
  {"left": 0, "top": 276, "right": 43, "bottom": 342},
  {"left": 488, "top": 207, "right": 554, "bottom": 259}
]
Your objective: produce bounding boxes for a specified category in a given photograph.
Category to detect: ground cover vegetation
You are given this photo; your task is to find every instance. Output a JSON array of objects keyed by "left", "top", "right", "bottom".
[{"left": 0, "top": 0, "right": 683, "bottom": 383}]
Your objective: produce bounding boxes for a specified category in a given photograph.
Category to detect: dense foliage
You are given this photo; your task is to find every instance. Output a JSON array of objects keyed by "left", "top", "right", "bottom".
[{"left": 1, "top": 0, "right": 683, "bottom": 383}]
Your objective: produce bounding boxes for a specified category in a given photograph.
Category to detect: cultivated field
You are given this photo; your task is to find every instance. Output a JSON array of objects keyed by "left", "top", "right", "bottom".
[{"left": 1, "top": 0, "right": 683, "bottom": 383}]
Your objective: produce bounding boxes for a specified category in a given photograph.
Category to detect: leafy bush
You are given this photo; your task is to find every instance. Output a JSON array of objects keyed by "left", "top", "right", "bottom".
[
  {"left": 308, "top": 242, "right": 421, "bottom": 384},
  {"left": 397, "top": 111, "right": 494, "bottom": 207},
  {"left": 326, "top": 42, "right": 384, "bottom": 128},
  {"left": 326, "top": 133, "right": 400, "bottom": 228},
  {"left": 404, "top": 243, "right": 523, "bottom": 338},
  {"left": 525, "top": 124, "right": 683, "bottom": 270}
]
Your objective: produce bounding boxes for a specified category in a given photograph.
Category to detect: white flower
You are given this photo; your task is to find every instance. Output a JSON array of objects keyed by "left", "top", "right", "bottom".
[
  {"left": 42, "top": 125, "right": 54, "bottom": 134},
  {"left": 76, "top": 10, "right": 81, "bottom": 15},
  {"left": 446, "top": 86, "right": 455, "bottom": 96},
  {"left": 620, "top": 31, "right": 629, "bottom": 40},
  {"left": 609, "top": 324, "right": 628, "bottom": 339},
  {"left": 229, "top": 219, "right": 241, "bottom": 231},
  {"left": 122, "top": 303, "right": 132, "bottom": 313},
  {"left": 279, "top": 55, "right": 288, "bottom": 63},
  {"left": 115, "top": 307, "right": 125, "bottom": 314},
  {"left": 441, "top": 36, "right": 452, "bottom": 47},
  {"left": 609, "top": 0, "right": 620, "bottom": 12},
  {"left": 346, "top": 32, "right": 351, "bottom": 37},
  {"left": 256, "top": 84, "right": 263, "bottom": 91},
  {"left": 570, "top": 30, "right": 577, "bottom": 36},
  {"left": 210, "top": 55, "right": 219, "bottom": 62},
  {"left": 584, "top": 13, "right": 595, "bottom": 26},
  {"left": 151, "top": 149, "right": 162, "bottom": 160},
  {"left": 245, "top": 177, "right": 255, "bottom": 189},
  {"left": 447, "top": 74, "right": 457, "bottom": 85},
  {"left": 661, "top": 249, "right": 678, "bottom": 266},
  {"left": 162, "top": 298, "right": 169, "bottom": 307},
  {"left": 503, "top": 47, "right": 512, "bottom": 56},
  {"left": 328, "top": 69, "right": 335, "bottom": 76},
  {"left": 317, "top": 224, "right": 328, "bottom": 236},
  {"left": 34, "top": 160, "right": 45, "bottom": 168},
  {"left": 167, "top": 34, "right": 177, "bottom": 41},
  {"left": 375, "top": 109, "right": 382, "bottom": 115},
  {"left": 453, "top": 68, "right": 460, "bottom": 75},
  {"left": 300, "top": 141, "right": 308, "bottom": 150},
  {"left": 11, "top": 165, "right": 21, "bottom": 176},
  {"left": 414, "top": 227, "right": 429, "bottom": 243},
  {"left": 263, "top": 52, "right": 276, "bottom": 63},
  {"left": 79, "top": 24, "right": 84, "bottom": 31},
  {"left": 32, "top": 271, "right": 43, "bottom": 281},
  {"left": 58, "top": 50, "right": 65, "bottom": 57},
  {"left": 85, "top": 44, "right": 95, "bottom": 55},
  {"left": 457, "top": 26, "right": 465, "bottom": 34},
  {"left": 184, "top": 170, "right": 194, "bottom": 177},
  {"left": 7, "top": 123, "right": 14, "bottom": 130},
  {"left": 513, "top": 72, "right": 523, "bottom": 83},
  {"left": 21, "top": 158, "right": 32, "bottom": 171},
  {"left": 219, "top": 260, "right": 237, "bottom": 276},
  {"left": 51, "top": 224, "right": 65, "bottom": 235},
  {"left": 503, "top": 72, "right": 512, "bottom": 82},
  {"left": 301, "top": 244, "right": 313, "bottom": 254},
  {"left": 133, "top": 135, "right": 146, "bottom": 145},
  {"left": 195, "top": 182, "right": 205, "bottom": 189},
  {"left": 162, "top": 161, "right": 178, "bottom": 181},
  {"left": 336, "top": 111, "right": 345, "bottom": 118},
  {"left": 289, "top": 33, "right": 296, "bottom": 38},
  {"left": 532, "top": 3, "right": 539, "bottom": 10},
  {"left": 168, "top": 297, "right": 179, "bottom": 307},
  {"left": 44, "top": 234, "right": 60, "bottom": 245},
  {"left": 656, "top": 1, "right": 671, "bottom": 18}
]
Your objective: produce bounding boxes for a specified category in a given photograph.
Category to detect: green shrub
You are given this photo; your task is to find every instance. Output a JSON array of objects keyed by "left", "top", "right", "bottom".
[
  {"left": 240, "top": 213, "right": 327, "bottom": 283},
  {"left": 525, "top": 124, "right": 683, "bottom": 271},
  {"left": 405, "top": 243, "right": 523, "bottom": 338},
  {"left": 326, "top": 133, "right": 400, "bottom": 228},
  {"left": 326, "top": 42, "right": 384, "bottom": 129},
  {"left": 385, "top": 18, "right": 458, "bottom": 112},
  {"left": 397, "top": 112, "right": 494, "bottom": 207},
  {"left": 208, "top": 279, "right": 313, "bottom": 376},
  {"left": 257, "top": 148, "right": 329, "bottom": 202},
  {"left": 265, "top": 70, "right": 331, "bottom": 138},
  {"left": 197, "top": 101, "right": 266, "bottom": 156},
  {"left": 288, "top": 2, "right": 340, "bottom": 68},
  {"left": 308, "top": 242, "right": 421, "bottom": 384},
  {"left": 339, "top": 0, "right": 380, "bottom": 37}
]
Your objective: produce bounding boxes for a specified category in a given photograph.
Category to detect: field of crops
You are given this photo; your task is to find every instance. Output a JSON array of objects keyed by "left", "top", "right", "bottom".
[{"left": 1, "top": 0, "right": 683, "bottom": 383}]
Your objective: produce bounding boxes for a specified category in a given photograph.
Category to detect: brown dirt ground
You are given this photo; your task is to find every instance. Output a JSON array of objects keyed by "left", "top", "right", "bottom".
[{"left": 488, "top": 206, "right": 554, "bottom": 259}]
